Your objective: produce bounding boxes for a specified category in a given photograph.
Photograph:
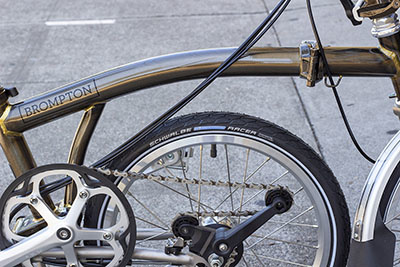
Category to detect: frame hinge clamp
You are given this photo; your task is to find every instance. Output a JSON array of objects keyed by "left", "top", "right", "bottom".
[
  {"left": 299, "top": 40, "right": 323, "bottom": 87},
  {"left": 358, "top": 0, "right": 400, "bottom": 20}
]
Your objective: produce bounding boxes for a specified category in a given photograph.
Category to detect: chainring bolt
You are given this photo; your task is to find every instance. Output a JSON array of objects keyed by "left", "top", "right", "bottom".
[
  {"left": 103, "top": 232, "right": 113, "bottom": 240},
  {"left": 69, "top": 264, "right": 77, "bottom": 267},
  {"left": 181, "top": 227, "right": 189, "bottom": 235},
  {"left": 29, "top": 196, "right": 38, "bottom": 205},
  {"left": 219, "top": 243, "right": 228, "bottom": 252},
  {"left": 79, "top": 190, "right": 89, "bottom": 199}
]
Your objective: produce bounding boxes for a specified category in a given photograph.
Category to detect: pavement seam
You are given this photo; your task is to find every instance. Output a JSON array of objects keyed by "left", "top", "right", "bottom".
[
  {"left": 5, "top": 0, "right": 61, "bottom": 83},
  {"left": 261, "top": 0, "right": 326, "bottom": 160}
]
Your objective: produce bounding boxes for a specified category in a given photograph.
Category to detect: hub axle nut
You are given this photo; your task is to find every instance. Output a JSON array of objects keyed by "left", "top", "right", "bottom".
[
  {"left": 57, "top": 227, "right": 72, "bottom": 241},
  {"left": 219, "top": 243, "right": 228, "bottom": 252}
]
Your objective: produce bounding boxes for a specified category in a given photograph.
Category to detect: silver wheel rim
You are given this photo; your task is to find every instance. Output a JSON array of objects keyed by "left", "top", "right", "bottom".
[{"left": 116, "top": 131, "right": 336, "bottom": 266}]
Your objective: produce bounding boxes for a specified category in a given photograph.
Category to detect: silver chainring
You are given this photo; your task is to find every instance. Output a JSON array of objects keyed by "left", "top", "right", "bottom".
[{"left": 0, "top": 164, "right": 136, "bottom": 267}]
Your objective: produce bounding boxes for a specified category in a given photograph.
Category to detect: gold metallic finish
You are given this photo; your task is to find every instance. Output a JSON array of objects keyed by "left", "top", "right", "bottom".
[
  {"left": 380, "top": 45, "right": 400, "bottom": 70},
  {"left": 380, "top": 45, "right": 400, "bottom": 98},
  {"left": 68, "top": 103, "right": 105, "bottom": 165},
  {"left": 0, "top": 132, "right": 36, "bottom": 177},
  {"left": 0, "top": 105, "right": 21, "bottom": 136},
  {"left": 66, "top": 103, "right": 105, "bottom": 205},
  {"left": 1, "top": 47, "right": 396, "bottom": 134}
]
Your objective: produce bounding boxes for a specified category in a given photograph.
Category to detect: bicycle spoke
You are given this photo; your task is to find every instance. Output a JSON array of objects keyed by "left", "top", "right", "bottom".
[
  {"left": 224, "top": 145, "right": 234, "bottom": 210},
  {"left": 163, "top": 164, "right": 195, "bottom": 213},
  {"left": 217, "top": 188, "right": 266, "bottom": 224},
  {"left": 216, "top": 170, "right": 292, "bottom": 224},
  {"left": 181, "top": 159, "right": 195, "bottom": 213},
  {"left": 239, "top": 149, "right": 251, "bottom": 223},
  {"left": 242, "top": 256, "right": 251, "bottom": 267},
  {"left": 135, "top": 216, "right": 168, "bottom": 230},
  {"left": 136, "top": 230, "right": 170, "bottom": 245},
  {"left": 245, "top": 156, "right": 271, "bottom": 182},
  {"left": 244, "top": 253, "right": 312, "bottom": 267},
  {"left": 213, "top": 156, "right": 271, "bottom": 211},
  {"left": 270, "top": 170, "right": 290, "bottom": 184},
  {"left": 248, "top": 206, "right": 315, "bottom": 249},
  {"left": 128, "top": 193, "right": 170, "bottom": 230},
  {"left": 197, "top": 145, "right": 203, "bottom": 216},
  {"left": 268, "top": 220, "right": 318, "bottom": 228},
  {"left": 250, "top": 234, "right": 318, "bottom": 249},
  {"left": 135, "top": 179, "right": 213, "bottom": 211},
  {"left": 244, "top": 239, "right": 266, "bottom": 266},
  {"left": 386, "top": 211, "right": 400, "bottom": 224},
  {"left": 294, "top": 187, "right": 304, "bottom": 195}
]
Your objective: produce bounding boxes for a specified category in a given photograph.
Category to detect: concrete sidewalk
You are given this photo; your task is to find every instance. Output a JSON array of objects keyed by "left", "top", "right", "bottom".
[{"left": 0, "top": 0, "right": 397, "bottom": 227}]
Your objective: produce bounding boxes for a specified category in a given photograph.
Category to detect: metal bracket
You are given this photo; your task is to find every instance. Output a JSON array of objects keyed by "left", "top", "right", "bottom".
[
  {"left": 299, "top": 40, "right": 323, "bottom": 87},
  {"left": 359, "top": 0, "right": 400, "bottom": 20}
]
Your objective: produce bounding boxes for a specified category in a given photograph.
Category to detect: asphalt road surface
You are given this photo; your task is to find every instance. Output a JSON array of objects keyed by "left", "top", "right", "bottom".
[{"left": 0, "top": 0, "right": 399, "bottom": 259}]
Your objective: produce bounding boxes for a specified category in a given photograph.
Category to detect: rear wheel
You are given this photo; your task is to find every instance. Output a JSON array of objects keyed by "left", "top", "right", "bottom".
[{"left": 103, "top": 112, "right": 350, "bottom": 266}]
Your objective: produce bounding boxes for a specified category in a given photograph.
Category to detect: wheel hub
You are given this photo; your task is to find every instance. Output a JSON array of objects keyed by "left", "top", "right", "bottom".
[{"left": 56, "top": 227, "right": 73, "bottom": 241}]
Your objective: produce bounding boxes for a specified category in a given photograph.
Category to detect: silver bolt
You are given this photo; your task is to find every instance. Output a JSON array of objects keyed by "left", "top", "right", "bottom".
[
  {"left": 79, "top": 190, "right": 89, "bottom": 199},
  {"left": 59, "top": 230, "right": 69, "bottom": 239},
  {"left": 218, "top": 243, "right": 228, "bottom": 252},
  {"left": 103, "top": 232, "right": 113, "bottom": 240},
  {"left": 30, "top": 196, "right": 38, "bottom": 205},
  {"left": 354, "top": 233, "right": 359, "bottom": 239},
  {"left": 166, "top": 153, "right": 175, "bottom": 160},
  {"left": 208, "top": 254, "right": 223, "bottom": 267},
  {"left": 69, "top": 264, "right": 77, "bottom": 267}
]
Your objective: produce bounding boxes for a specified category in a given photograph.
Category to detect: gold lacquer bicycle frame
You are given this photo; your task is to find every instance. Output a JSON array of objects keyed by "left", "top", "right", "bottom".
[{"left": 0, "top": 45, "right": 397, "bottom": 181}]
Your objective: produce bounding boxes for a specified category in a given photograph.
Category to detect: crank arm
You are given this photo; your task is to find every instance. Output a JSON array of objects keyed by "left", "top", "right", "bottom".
[
  {"left": 213, "top": 196, "right": 291, "bottom": 257},
  {"left": 0, "top": 228, "right": 61, "bottom": 267}
]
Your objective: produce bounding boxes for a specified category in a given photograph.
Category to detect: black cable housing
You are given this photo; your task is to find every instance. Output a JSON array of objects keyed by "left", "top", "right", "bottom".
[
  {"left": 305, "top": 0, "right": 376, "bottom": 164},
  {"left": 94, "top": 0, "right": 292, "bottom": 168}
]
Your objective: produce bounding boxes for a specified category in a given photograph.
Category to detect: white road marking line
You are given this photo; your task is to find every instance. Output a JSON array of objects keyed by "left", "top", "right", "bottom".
[{"left": 45, "top": 19, "right": 116, "bottom": 26}]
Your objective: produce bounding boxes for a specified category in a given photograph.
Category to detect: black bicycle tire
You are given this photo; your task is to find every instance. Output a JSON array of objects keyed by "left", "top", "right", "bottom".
[{"left": 91, "top": 111, "right": 351, "bottom": 266}]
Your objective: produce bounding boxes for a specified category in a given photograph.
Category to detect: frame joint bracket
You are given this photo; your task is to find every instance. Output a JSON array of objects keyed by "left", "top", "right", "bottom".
[{"left": 299, "top": 40, "right": 323, "bottom": 87}]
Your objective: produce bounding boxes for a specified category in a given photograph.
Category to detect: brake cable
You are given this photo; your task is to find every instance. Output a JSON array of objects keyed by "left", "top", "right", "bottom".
[
  {"left": 305, "top": 0, "right": 376, "bottom": 164},
  {"left": 94, "top": 0, "right": 292, "bottom": 167}
]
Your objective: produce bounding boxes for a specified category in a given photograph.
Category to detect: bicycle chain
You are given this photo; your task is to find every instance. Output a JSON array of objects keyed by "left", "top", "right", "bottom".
[
  {"left": 177, "top": 210, "right": 258, "bottom": 218},
  {"left": 95, "top": 167, "right": 272, "bottom": 191},
  {"left": 95, "top": 167, "right": 273, "bottom": 218}
]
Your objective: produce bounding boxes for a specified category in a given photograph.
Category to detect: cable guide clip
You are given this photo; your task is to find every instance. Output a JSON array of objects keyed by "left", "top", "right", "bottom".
[{"left": 299, "top": 40, "right": 323, "bottom": 87}]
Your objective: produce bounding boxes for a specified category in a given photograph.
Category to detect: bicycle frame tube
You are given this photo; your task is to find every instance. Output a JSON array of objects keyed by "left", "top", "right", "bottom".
[{"left": 0, "top": 46, "right": 396, "bottom": 176}]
